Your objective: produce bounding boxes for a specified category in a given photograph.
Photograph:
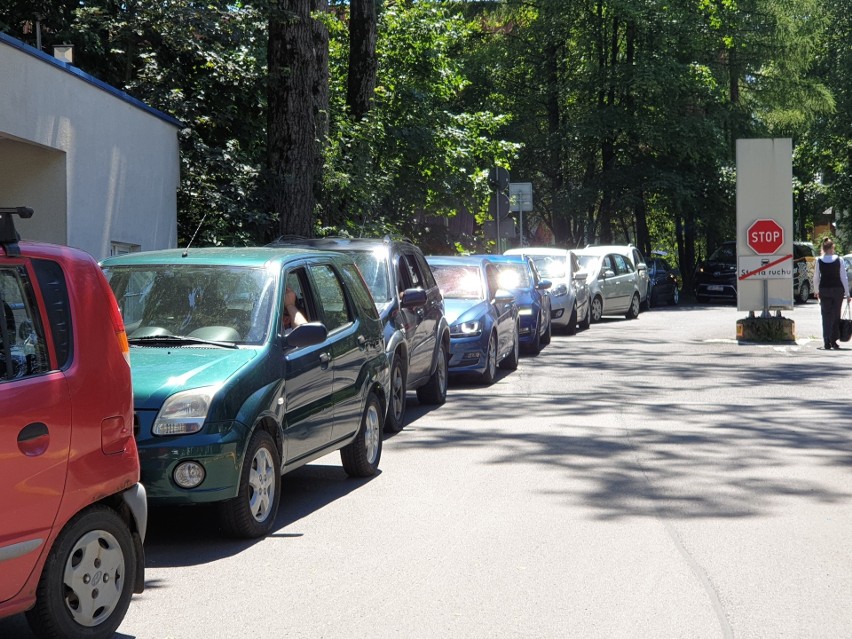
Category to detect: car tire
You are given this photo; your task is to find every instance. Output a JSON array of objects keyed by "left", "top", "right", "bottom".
[
  {"left": 219, "top": 429, "right": 281, "bottom": 539},
  {"left": 26, "top": 506, "right": 136, "bottom": 639},
  {"left": 578, "top": 304, "right": 591, "bottom": 330},
  {"left": 540, "top": 316, "right": 552, "bottom": 345},
  {"left": 566, "top": 305, "right": 578, "bottom": 335},
  {"left": 526, "top": 315, "right": 542, "bottom": 355},
  {"left": 499, "top": 322, "right": 519, "bottom": 371},
  {"left": 341, "top": 391, "right": 383, "bottom": 477},
  {"left": 670, "top": 287, "right": 680, "bottom": 305},
  {"left": 796, "top": 281, "right": 810, "bottom": 304},
  {"left": 384, "top": 353, "right": 407, "bottom": 433},
  {"left": 480, "top": 332, "right": 498, "bottom": 384},
  {"left": 416, "top": 342, "right": 448, "bottom": 405},
  {"left": 590, "top": 296, "right": 604, "bottom": 323},
  {"left": 626, "top": 293, "right": 640, "bottom": 319}
]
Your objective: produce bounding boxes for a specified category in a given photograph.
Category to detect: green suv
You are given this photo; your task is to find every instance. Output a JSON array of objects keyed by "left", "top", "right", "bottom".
[{"left": 101, "top": 247, "right": 388, "bottom": 538}]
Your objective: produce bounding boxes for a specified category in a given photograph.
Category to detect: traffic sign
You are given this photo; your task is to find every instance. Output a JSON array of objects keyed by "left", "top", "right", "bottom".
[{"left": 746, "top": 218, "right": 784, "bottom": 255}]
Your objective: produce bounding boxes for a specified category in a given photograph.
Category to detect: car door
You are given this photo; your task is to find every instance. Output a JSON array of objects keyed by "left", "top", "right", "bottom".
[
  {"left": 485, "top": 262, "right": 513, "bottom": 356},
  {"left": 0, "top": 261, "right": 71, "bottom": 603},
  {"left": 396, "top": 250, "right": 432, "bottom": 384},
  {"left": 598, "top": 255, "right": 621, "bottom": 311},
  {"left": 306, "top": 262, "right": 365, "bottom": 443},
  {"left": 612, "top": 253, "right": 636, "bottom": 310},
  {"left": 281, "top": 265, "right": 336, "bottom": 461}
]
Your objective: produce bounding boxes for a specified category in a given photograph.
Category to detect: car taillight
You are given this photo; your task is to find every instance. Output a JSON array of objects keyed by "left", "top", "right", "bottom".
[{"left": 96, "top": 272, "right": 130, "bottom": 365}]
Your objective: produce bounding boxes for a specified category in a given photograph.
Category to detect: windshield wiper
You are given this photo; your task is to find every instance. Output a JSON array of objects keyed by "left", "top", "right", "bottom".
[{"left": 128, "top": 335, "right": 238, "bottom": 349}]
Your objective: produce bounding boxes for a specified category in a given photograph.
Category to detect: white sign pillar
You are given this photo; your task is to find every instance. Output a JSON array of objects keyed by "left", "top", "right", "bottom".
[{"left": 736, "top": 139, "right": 794, "bottom": 313}]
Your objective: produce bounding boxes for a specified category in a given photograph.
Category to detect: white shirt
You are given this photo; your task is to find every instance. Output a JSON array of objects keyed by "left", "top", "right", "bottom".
[{"left": 814, "top": 254, "right": 850, "bottom": 297}]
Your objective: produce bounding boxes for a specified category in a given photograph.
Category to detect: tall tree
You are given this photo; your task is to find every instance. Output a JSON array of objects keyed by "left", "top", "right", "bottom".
[{"left": 346, "top": 0, "right": 377, "bottom": 120}]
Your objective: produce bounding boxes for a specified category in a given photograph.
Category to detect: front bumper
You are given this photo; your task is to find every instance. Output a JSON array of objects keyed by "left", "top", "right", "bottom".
[
  {"left": 695, "top": 281, "right": 737, "bottom": 300},
  {"left": 517, "top": 313, "right": 539, "bottom": 345},
  {"left": 447, "top": 335, "right": 486, "bottom": 374}
]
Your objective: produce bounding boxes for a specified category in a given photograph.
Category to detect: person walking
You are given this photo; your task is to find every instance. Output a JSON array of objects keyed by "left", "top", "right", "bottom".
[{"left": 813, "top": 237, "right": 850, "bottom": 350}]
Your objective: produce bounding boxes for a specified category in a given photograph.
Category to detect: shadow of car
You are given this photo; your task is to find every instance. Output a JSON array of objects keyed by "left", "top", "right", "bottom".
[
  {"left": 574, "top": 248, "right": 642, "bottom": 321},
  {"left": 426, "top": 255, "right": 519, "bottom": 384},
  {"left": 504, "top": 247, "right": 591, "bottom": 334}
]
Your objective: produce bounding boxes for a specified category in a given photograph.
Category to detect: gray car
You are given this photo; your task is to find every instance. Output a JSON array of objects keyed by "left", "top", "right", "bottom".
[{"left": 574, "top": 248, "right": 642, "bottom": 322}]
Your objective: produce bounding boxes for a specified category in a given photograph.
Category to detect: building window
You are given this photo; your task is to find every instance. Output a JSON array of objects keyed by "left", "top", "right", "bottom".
[{"left": 111, "top": 242, "right": 141, "bottom": 256}]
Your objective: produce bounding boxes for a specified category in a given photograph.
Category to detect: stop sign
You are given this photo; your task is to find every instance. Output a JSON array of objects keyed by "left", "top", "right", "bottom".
[{"left": 746, "top": 219, "right": 784, "bottom": 254}]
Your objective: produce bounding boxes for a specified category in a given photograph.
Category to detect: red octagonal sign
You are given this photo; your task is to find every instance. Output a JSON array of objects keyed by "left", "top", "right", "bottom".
[{"left": 746, "top": 218, "right": 784, "bottom": 255}]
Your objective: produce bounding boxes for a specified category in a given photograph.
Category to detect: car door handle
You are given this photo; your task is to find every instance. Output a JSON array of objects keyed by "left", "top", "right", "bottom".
[
  {"left": 357, "top": 335, "right": 366, "bottom": 349},
  {"left": 319, "top": 352, "right": 331, "bottom": 367}
]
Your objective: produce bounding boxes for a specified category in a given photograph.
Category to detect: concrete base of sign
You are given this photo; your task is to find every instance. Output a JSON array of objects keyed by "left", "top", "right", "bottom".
[{"left": 736, "top": 316, "right": 796, "bottom": 343}]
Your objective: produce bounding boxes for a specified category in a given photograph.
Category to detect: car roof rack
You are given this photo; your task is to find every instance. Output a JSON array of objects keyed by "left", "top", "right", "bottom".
[{"left": 0, "top": 207, "right": 34, "bottom": 257}]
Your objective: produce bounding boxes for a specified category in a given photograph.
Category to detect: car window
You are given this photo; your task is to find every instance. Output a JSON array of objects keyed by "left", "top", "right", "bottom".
[
  {"left": 632, "top": 249, "right": 645, "bottom": 268},
  {"left": 570, "top": 253, "right": 581, "bottom": 276},
  {"left": 309, "top": 264, "right": 352, "bottom": 332},
  {"left": 400, "top": 253, "right": 424, "bottom": 289},
  {"left": 348, "top": 249, "right": 391, "bottom": 304},
  {"left": 413, "top": 252, "right": 437, "bottom": 289},
  {"left": 432, "top": 265, "right": 484, "bottom": 300},
  {"left": 530, "top": 255, "right": 567, "bottom": 279},
  {"left": 31, "top": 258, "right": 72, "bottom": 369},
  {"left": 340, "top": 262, "right": 380, "bottom": 319},
  {"left": 709, "top": 243, "right": 736, "bottom": 262},
  {"left": 612, "top": 254, "right": 632, "bottom": 275},
  {"left": 576, "top": 254, "right": 599, "bottom": 273},
  {"left": 495, "top": 262, "right": 531, "bottom": 289},
  {"left": 283, "top": 268, "right": 314, "bottom": 333},
  {"left": 0, "top": 266, "right": 51, "bottom": 381},
  {"left": 485, "top": 264, "right": 500, "bottom": 297}
]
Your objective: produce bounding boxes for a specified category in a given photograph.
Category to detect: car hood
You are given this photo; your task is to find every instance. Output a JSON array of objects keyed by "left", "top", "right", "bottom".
[
  {"left": 129, "top": 347, "right": 260, "bottom": 409},
  {"left": 444, "top": 298, "right": 489, "bottom": 325}
]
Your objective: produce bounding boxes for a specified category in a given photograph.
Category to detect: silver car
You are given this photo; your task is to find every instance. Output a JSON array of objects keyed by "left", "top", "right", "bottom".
[
  {"left": 586, "top": 244, "right": 649, "bottom": 309},
  {"left": 574, "top": 248, "right": 642, "bottom": 322},
  {"left": 504, "top": 247, "right": 591, "bottom": 334}
]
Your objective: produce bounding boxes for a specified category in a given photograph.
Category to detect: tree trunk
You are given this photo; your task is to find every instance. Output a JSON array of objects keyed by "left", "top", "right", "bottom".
[
  {"left": 267, "top": 0, "right": 323, "bottom": 238},
  {"left": 347, "top": 0, "right": 377, "bottom": 121}
]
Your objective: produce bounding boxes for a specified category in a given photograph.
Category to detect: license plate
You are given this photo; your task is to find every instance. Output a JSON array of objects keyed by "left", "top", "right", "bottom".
[{"left": 708, "top": 285, "right": 724, "bottom": 291}]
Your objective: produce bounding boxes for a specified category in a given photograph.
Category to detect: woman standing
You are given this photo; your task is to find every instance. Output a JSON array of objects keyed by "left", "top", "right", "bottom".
[{"left": 813, "top": 237, "right": 850, "bottom": 350}]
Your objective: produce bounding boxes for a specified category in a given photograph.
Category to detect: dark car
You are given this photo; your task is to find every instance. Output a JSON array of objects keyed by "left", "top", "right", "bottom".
[
  {"left": 268, "top": 236, "right": 450, "bottom": 433},
  {"left": 1, "top": 207, "right": 146, "bottom": 639},
  {"left": 426, "top": 255, "right": 519, "bottom": 384},
  {"left": 481, "top": 254, "right": 552, "bottom": 354},
  {"left": 101, "top": 247, "right": 389, "bottom": 539},
  {"left": 694, "top": 241, "right": 737, "bottom": 302},
  {"left": 646, "top": 255, "right": 680, "bottom": 306}
]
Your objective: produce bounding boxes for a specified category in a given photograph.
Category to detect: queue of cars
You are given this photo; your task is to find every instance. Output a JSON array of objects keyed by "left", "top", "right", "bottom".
[{"left": 2, "top": 217, "right": 668, "bottom": 637}]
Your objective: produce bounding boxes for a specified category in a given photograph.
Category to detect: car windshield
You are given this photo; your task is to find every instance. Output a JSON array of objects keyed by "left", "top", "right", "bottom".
[
  {"left": 576, "top": 254, "right": 601, "bottom": 273},
  {"left": 529, "top": 256, "right": 567, "bottom": 279},
  {"left": 431, "top": 265, "right": 483, "bottom": 300},
  {"left": 347, "top": 248, "right": 392, "bottom": 305},
  {"left": 103, "top": 265, "right": 275, "bottom": 345},
  {"left": 494, "top": 263, "right": 531, "bottom": 289},
  {"left": 708, "top": 243, "right": 736, "bottom": 263}
]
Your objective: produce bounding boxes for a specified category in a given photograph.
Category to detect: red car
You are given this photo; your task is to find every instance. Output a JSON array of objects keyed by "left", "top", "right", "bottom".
[{"left": 0, "top": 207, "right": 146, "bottom": 639}]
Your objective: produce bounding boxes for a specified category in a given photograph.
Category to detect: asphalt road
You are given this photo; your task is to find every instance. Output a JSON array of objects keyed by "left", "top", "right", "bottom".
[{"left": 4, "top": 299, "right": 852, "bottom": 638}]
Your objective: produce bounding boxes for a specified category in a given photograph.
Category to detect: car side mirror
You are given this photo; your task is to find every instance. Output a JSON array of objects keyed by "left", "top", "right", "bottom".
[
  {"left": 573, "top": 272, "right": 588, "bottom": 282},
  {"left": 536, "top": 279, "right": 552, "bottom": 290},
  {"left": 285, "top": 322, "right": 327, "bottom": 348},
  {"left": 601, "top": 269, "right": 615, "bottom": 279},
  {"left": 637, "top": 263, "right": 647, "bottom": 272},
  {"left": 400, "top": 287, "right": 427, "bottom": 308},
  {"left": 493, "top": 289, "right": 514, "bottom": 304}
]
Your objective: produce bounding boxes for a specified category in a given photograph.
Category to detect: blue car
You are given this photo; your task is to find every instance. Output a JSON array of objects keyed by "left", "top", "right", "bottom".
[
  {"left": 479, "top": 254, "right": 552, "bottom": 354},
  {"left": 426, "top": 256, "right": 520, "bottom": 383}
]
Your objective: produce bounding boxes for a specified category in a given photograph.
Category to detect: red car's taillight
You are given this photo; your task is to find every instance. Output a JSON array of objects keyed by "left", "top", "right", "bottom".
[{"left": 97, "top": 272, "right": 130, "bottom": 365}]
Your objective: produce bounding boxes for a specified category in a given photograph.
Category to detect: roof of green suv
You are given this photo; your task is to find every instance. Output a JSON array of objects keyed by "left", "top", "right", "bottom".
[{"left": 101, "top": 246, "right": 327, "bottom": 267}]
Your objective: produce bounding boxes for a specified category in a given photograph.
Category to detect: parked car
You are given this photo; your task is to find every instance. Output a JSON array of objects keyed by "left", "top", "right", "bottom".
[
  {"left": 101, "top": 247, "right": 389, "bottom": 539},
  {"left": 481, "top": 254, "right": 552, "bottom": 354},
  {"left": 646, "top": 254, "right": 680, "bottom": 306},
  {"left": 268, "top": 236, "right": 450, "bottom": 432},
  {"left": 694, "top": 241, "right": 737, "bottom": 303},
  {"left": 426, "top": 255, "right": 519, "bottom": 383},
  {"left": 504, "top": 247, "right": 591, "bottom": 334},
  {"left": 574, "top": 247, "right": 643, "bottom": 321},
  {"left": 1, "top": 207, "right": 146, "bottom": 639},
  {"left": 843, "top": 254, "right": 852, "bottom": 283},
  {"left": 586, "top": 244, "right": 649, "bottom": 309},
  {"left": 793, "top": 241, "right": 816, "bottom": 303}
]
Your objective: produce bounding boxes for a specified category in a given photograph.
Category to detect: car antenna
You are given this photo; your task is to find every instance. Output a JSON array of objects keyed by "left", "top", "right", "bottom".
[{"left": 182, "top": 213, "right": 207, "bottom": 258}]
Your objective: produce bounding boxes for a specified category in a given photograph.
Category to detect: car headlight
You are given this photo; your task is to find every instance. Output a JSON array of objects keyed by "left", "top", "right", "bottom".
[
  {"left": 450, "top": 320, "right": 481, "bottom": 336},
  {"left": 518, "top": 306, "right": 534, "bottom": 316},
  {"left": 551, "top": 283, "right": 568, "bottom": 297},
  {"left": 152, "top": 386, "right": 218, "bottom": 436}
]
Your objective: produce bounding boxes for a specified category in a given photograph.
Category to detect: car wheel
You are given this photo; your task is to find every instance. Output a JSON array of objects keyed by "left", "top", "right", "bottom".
[
  {"left": 540, "top": 315, "right": 552, "bottom": 345},
  {"left": 626, "top": 293, "right": 640, "bottom": 319},
  {"left": 566, "top": 305, "right": 578, "bottom": 335},
  {"left": 26, "top": 506, "right": 136, "bottom": 639},
  {"left": 670, "top": 287, "right": 680, "bottom": 305},
  {"left": 590, "top": 296, "right": 603, "bottom": 323},
  {"left": 341, "top": 391, "right": 383, "bottom": 477},
  {"left": 480, "top": 332, "right": 498, "bottom": 384},
  {"left": 384, "top": 353, "right": 407, "bottom": 433},
  {"left": 526, "top": 315, "right": 542, "bottom": 355},
  {"left": 499, "top": 321, "right": 519, "bottom": 370},
  {"left": 647, "top": 286, "right": 655, "bottom": 309},
  {"left": 796, "top": 281, "right": 810, "bottom": 304},
  {"left": 579, "top": 303, "right": 591, "bottom": 330},
  {"left": 219, "top": 429, "right": 281, "bottom": 539},
  {"left": 416, "top": 342, "right": 448, "bottom": 405}
]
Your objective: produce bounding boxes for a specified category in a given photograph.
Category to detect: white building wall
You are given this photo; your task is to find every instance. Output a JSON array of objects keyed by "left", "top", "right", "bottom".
[{"left": 0, "top": 35, "right": 179, "bottom": 260}]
